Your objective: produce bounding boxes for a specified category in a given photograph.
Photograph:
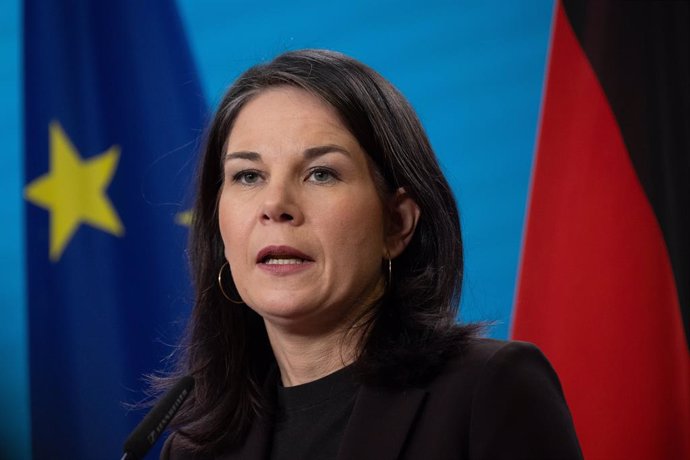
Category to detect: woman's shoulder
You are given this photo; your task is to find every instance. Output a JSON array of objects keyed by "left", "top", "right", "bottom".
[
  {"left": 426, "top": 338, "right": 582, "bottom": 458},
  {"left": 430, "top": 338, "right": 565, "bottom": 398},
  {"left": 445, "top": 337, "right": 552, "bottom": 371}
]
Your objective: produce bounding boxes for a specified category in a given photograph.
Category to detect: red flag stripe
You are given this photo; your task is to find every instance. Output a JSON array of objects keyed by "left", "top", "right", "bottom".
[{"left": 513, "top": 3, "right": 690, "bottom": 460}]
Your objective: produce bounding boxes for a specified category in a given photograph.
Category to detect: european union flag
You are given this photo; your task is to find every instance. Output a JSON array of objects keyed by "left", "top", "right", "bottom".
[{"left": 23, "top": 1, "right": 206, "bottom": 458}]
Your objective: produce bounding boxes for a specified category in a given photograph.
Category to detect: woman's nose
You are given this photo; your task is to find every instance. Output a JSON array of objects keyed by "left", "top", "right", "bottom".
[{"left": 260, "top": 181, "right": 304, "bottom": 225}]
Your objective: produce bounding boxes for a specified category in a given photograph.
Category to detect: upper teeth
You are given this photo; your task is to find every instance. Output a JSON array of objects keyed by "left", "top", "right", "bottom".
[{"left": 265, "top": 258, "right": 304, "bottom": 265}]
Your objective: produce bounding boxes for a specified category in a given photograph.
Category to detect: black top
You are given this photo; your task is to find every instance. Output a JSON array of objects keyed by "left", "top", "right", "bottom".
[
  {"left": 161, "top": 339, "right": 583, "bottom": 459},
  {"left": 270, "top": 366, "right": 359, "bottom": 460}
]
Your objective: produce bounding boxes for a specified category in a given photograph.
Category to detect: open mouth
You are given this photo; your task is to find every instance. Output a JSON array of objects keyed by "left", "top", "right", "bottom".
[
  {"left": 257, "top": 245, "right": 314, "bottom": 265},
  {"left": 263, "top": 257, "right": 307, "bottom": 265}
]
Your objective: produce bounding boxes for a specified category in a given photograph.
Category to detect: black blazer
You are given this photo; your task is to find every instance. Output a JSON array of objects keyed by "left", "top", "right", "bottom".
[{"left": 162, "top": 339, "right": 583, "bottom": 459}]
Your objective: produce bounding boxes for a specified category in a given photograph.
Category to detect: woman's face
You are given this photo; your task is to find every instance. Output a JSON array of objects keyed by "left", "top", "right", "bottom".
[{"left": 218, "top": 87, "right": 388, "bottom": 334}]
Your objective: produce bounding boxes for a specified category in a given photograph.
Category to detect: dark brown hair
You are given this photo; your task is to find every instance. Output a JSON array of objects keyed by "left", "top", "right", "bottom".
[{"left": 161, "top": 49, "right": 477, "bottom": 454}]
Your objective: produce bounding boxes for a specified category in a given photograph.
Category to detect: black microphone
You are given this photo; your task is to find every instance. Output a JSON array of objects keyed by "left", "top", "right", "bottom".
[{"left": 121, "top": 376, "right": 195, "bottom": 460}]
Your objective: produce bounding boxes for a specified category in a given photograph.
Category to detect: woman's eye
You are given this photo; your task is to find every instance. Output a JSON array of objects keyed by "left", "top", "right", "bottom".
[
  {"left": 307, "top": 168, "right": 338, "bottom": 183},
  {"left": 232, "top": 170, "right": 262, "bottom": 185}
]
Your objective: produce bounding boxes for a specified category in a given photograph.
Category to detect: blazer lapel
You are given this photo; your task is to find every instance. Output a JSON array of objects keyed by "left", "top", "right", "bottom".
[{"left": 337, "top": 384, "right": 427, "bottom": 460}]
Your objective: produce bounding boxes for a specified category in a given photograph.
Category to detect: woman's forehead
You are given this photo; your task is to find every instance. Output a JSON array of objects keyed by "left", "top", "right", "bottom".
[{"left": 225, "top": 87, "right": 359, "bottom": 153}]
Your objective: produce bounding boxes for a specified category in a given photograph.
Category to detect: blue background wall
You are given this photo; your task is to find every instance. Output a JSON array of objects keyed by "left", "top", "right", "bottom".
[{"left": 0, "top": 1, "right": 554, "bottom": 457}]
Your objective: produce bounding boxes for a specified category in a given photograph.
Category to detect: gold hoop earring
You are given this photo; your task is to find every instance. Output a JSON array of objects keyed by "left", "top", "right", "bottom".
[
  {"left": 218, "top": 262, "right": 244, "bottom": 304},
  {"left": 384, "top": 250, "right": 392, "bottom": 287}
]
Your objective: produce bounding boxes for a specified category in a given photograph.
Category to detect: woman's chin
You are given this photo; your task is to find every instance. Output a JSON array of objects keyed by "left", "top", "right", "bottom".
[
  {"left": 247, "top": 295, "right": 319, "bottom": 321},
  {"left": 248, "top": 297, "right": 348, "bottom": 336}
]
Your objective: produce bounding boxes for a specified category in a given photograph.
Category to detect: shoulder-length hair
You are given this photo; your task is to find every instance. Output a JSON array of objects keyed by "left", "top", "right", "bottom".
[{"left": 163, "top": 49, "right": 477, "bottom": 453}]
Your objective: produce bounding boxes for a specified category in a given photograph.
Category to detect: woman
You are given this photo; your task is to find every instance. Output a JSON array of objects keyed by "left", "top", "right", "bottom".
[{"left": 161, "top": 49, "right": 582, "bottom": 459}]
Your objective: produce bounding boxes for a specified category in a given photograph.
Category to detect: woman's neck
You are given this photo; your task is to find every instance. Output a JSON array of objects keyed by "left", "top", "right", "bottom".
[
  {"left": 265, "top": 322, "right": 359, "bottom": 387},
  {"left": 263, "top": 278, "right": 384, "bottom": 387}
]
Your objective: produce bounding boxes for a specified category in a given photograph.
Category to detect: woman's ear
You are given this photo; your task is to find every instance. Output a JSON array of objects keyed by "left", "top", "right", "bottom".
[{"left": 385, "top": 187, "right": 420, "bottom": 259}]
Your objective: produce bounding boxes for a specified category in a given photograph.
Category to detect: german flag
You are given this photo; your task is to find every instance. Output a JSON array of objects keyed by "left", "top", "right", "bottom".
[{"left": 512, "top": 1, "right": 689, "bottom": 459}]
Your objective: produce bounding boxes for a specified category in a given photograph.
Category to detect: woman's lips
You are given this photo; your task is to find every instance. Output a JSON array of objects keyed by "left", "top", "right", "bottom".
[{"left": 256, "top": 245, "right": 314, "bottom": 275}]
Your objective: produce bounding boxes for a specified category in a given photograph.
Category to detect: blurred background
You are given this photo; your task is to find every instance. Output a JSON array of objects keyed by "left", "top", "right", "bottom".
[{"left": 2, "top": 0, "right": 555, "bottom": 458}]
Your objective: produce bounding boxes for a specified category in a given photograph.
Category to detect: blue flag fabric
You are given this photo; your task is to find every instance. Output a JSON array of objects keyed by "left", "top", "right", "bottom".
[{"left": 23, "top": 1, "right": 206, "bottom": 458}]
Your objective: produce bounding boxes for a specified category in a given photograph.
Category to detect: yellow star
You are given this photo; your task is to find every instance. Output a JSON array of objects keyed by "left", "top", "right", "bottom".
[
  {"left": 25, "top": 121, "right": 125, "bottom": 261},
  {"left": 174, "top": 210, "right": 193, "bottom": 227}
]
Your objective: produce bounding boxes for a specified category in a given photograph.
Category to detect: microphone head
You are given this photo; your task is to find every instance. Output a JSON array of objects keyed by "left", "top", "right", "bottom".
[{"left": 123, "top": 376, "right": 195, "bottom": 459}]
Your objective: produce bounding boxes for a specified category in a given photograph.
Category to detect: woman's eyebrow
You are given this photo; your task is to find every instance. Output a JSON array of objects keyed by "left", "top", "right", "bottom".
[
  {"left": 303, "top": 144, "right": 351, "bottom": 159},
  {"left": 224, "top": 145, "right": 350, "bottom": 162},
  {"left": 224, "top": 151, "right": 261, "bottom": 162}
]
